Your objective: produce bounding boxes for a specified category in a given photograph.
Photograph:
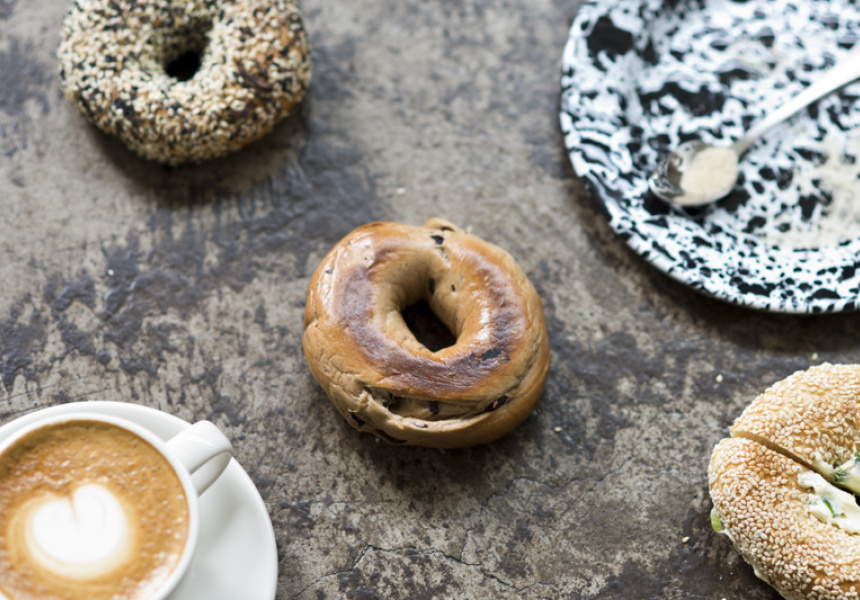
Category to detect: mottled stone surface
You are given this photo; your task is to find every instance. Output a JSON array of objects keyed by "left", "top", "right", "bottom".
[{"left": 2, "top": 1, "right": 858, "bottom": 599}]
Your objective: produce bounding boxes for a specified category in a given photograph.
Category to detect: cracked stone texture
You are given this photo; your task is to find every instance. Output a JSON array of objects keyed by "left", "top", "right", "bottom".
[{"left": 2, "top": 1, "right": 858, "bottom": 599}]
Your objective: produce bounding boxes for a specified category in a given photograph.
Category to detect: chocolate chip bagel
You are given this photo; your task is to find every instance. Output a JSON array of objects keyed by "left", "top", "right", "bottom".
[
  {"left": 709, "top": 364, "right": 860, "bottom": 600},
  {"left": 302, "top": 219, "right": 550, "bottom": 448}
]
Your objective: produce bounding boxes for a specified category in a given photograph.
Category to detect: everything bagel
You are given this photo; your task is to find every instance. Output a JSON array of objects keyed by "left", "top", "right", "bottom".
[
  {"left": 58, "top": 0, "right": 311, "bottom": 165},
  {"left": 709, "top": 364, "right": 860, "bottom": 600},
  {"left": 302, "top": 219, "right": 551, "bottom": 448}
]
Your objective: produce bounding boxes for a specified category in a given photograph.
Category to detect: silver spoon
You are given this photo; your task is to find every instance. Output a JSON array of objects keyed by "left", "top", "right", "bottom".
[{"left": 649, "top": 43, "right": 860, "bottom": 207}]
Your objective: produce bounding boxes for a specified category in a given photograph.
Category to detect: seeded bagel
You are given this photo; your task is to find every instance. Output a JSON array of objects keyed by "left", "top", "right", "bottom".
[
  {"left": 58, "top": 0, "right": 311, "bottom": 165},
  {"left": 710, "top": 436, "right": 860, "bottom": 600},
  {"left": 302, "top": 219, "right": 551, "bottom": 448},
  {"left": 731, "top": 364, "right": 860, "bottom": 480},
  {"left": 709, "top": 364, "right": 860, "bottom": 600}
]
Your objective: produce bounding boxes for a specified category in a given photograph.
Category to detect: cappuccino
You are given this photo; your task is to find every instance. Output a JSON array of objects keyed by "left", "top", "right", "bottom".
[{"left": 0, "top": 420, "right": 190, "bottom": 600}]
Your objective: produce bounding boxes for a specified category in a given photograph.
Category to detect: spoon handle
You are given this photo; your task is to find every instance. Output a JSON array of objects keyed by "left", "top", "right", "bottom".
[{"left": 733, "top": 43, "right": 860, "bottom": 156}]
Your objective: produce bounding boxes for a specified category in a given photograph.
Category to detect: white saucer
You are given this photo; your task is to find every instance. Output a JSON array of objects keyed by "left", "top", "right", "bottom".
[{"left": 0, "top": 401, "right": 278, "bottom": 600}]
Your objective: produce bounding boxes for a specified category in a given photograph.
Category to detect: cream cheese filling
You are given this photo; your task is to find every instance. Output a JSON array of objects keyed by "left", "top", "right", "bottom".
[
  {"left": 798, "top": 470, "right": 860, "bottom": 534},
  {"left": 813, "top": 452, "right": 860, "bottom": 495}
]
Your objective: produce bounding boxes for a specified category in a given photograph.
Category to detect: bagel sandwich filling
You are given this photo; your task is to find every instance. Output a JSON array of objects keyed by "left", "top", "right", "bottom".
[
  {"left": 798, "top": 470, "right": 860, "bottom": 534},
  {"left": 815, "top": 451, "right": 860, "bottom": 494}
]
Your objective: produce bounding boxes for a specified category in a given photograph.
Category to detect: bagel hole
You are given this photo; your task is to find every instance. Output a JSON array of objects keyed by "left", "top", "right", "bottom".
[
  {"left": 166, "top": 49, "right": 204, "bottom": 82},
  {"left": 401, "top": 300, "right": 456, "bottom": 352}
]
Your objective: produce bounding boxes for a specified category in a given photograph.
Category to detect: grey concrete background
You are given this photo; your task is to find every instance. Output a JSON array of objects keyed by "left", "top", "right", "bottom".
[{"left": 3, "top": 0, "right": 858, "bottom": 598}]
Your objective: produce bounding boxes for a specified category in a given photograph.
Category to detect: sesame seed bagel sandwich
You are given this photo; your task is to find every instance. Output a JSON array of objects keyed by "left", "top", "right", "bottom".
[{"left": 709, "top": 364, "right": 860, "bottom": 600}]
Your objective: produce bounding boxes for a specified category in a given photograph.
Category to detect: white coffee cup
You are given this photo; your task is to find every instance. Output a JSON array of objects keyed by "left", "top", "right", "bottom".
[{"left": 0, "top": 410, "right": 233, "bottom": 600}]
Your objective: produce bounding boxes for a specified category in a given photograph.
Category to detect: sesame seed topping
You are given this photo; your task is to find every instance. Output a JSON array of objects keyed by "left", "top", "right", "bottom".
[
  {"left": 710, "top": 364, "right": 860, "bottom": 600},
  {"left": 58, "top": 0, "right": 312, "bottom": 165}
]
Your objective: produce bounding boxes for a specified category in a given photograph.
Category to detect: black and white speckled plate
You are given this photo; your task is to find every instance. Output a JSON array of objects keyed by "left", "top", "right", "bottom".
[{"left": 560, "top": 0, "right": 860, "bottom": 313}]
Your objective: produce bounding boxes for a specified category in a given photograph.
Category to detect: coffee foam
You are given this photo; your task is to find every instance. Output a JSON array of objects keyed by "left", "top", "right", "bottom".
[
  {"left": 0, "top": 420, "right": 189, "bottom": 600},
  {"left": 22, "top": 484, "right": 132, "bottom": 579}
]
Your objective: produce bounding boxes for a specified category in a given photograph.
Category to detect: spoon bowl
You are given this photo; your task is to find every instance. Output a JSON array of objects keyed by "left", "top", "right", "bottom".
[
  {"left": 649, "top": 141, "right": 739, "bottom": 207},
  {"left": 648, "top": 43, "right": 860, "bottom": 208}
]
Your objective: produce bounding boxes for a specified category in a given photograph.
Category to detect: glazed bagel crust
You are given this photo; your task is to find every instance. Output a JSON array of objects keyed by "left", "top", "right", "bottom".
[
  {"left": 302, "top": 219, "right": 550, "bottom": 448},
  {"left": 58, "top": 0, "right": 311, "bottom": 165},
  {"left": 710, "top": 437, "right": 860, "bottom": 600}
]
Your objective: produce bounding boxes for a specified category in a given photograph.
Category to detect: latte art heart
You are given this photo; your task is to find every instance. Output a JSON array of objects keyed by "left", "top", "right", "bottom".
[
  {"left": 27, "top": 484, "right": 129, "bottom": 575},
  {"left": 0, "top": 420, "right": 189, "bottom": 600}
]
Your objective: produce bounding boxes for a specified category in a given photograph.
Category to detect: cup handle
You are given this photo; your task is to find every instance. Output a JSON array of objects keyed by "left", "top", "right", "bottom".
[{"left": 165, "top": 421, "right": 234, "bottom": 496}]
